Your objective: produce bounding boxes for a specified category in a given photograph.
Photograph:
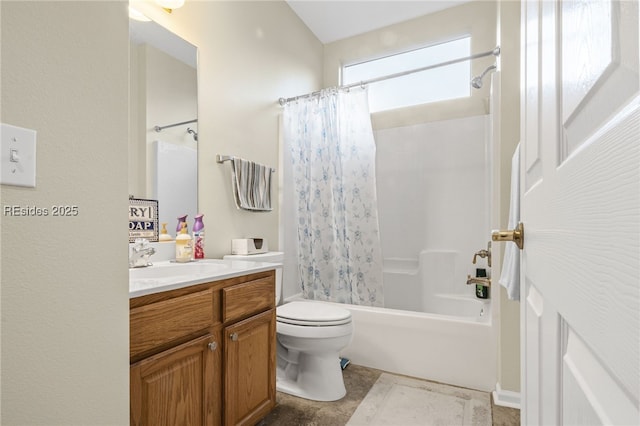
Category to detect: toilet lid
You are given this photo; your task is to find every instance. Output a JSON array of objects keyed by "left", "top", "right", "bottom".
[{"left": 277, "top": 301, "right": 352, "bottom": 326}]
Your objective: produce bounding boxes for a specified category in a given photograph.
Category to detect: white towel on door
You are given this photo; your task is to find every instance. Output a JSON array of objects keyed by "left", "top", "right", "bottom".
[
  {"left": 499, "top": 144, "right": 521, "bottom": 301},
  {"left": 231, "top": 157, "right": 273, "bottom": 211}
]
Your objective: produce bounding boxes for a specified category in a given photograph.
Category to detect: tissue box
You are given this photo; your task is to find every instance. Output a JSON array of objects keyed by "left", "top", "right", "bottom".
[{"left": 231, "top": 238, "right": 268, "bottom": 255}]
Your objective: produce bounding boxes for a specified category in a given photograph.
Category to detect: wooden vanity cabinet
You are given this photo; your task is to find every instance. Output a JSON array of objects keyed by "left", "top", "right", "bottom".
[
  {"left": 130, "top": 332, "right": 221, "bottom": 426},
  {"left": 221, "top": 276, "right": 277, "bottom": 426},
  {"left": 130, "top": 271, "right": 276, "bottom": 426}
]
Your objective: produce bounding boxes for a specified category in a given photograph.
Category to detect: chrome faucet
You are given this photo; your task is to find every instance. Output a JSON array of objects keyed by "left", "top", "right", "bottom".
[
  {"left": 129, "top": 238, "right": 156, "bottom": 268},
  {"left": 472, "top": 241, "right": 492, "bottom": 267},
  {"left": 466, "top": 275, "right": 491, "bottom": 287}
]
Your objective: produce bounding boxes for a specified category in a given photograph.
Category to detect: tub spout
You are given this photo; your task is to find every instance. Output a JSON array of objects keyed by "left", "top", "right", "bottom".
[{"left": 466, "top": 275, "right": 491, "bottom": 287}]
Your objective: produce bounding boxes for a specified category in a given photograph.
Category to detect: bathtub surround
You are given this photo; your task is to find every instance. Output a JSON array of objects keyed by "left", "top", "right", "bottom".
[
  {"left": 375, "top": 115, "right": 491, "bottom": 305},
  {"left": 283, "top": 87, "right": 384, "bottom": 307}
]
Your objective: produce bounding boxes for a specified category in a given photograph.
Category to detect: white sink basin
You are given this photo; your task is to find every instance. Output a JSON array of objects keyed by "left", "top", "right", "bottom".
[
  {"left": 129, "top": 259, "right": 280, "bottom": 298},
  {"left": 129, "top": 261, "right": 231, "bottom": 281}
]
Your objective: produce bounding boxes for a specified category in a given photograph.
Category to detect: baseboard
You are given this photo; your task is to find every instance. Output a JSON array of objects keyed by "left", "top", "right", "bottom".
[{"left": 492, "top": 382, "right": 521, "bottom": 409}]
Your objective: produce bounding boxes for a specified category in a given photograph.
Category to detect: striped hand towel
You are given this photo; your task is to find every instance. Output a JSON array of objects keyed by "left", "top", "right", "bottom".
[{"left": 231, "top": 158, "right": 273, "bottom": 211}]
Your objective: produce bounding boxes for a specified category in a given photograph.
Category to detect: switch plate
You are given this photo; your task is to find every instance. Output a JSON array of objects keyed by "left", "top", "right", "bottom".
[{"left": 1, "top": 123, "right": 37, "bottom": 187}]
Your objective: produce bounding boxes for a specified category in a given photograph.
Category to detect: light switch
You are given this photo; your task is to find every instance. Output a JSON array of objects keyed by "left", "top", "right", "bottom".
[{"left": 1, "top": 123, "right": 37, "bottom": 188}]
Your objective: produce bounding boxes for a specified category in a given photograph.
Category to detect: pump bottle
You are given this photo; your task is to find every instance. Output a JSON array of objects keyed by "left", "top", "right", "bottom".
[{"left": 175, "top": 222, "right": 193, "bottom": 262}]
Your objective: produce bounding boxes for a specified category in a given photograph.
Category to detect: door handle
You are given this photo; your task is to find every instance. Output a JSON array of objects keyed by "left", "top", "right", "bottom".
[{"left": 492, "top": 222, "right": 524, "bottom": 249}]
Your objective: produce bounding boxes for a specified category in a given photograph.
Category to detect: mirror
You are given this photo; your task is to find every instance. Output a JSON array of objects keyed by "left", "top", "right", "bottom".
[{"left": 128, "top": 14, "right": 198, "bottom": 235}]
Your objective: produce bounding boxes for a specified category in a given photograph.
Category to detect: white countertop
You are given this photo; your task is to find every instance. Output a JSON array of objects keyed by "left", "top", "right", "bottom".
[{"left": 129, "top": 259, "right": 280, "bottom": 298}]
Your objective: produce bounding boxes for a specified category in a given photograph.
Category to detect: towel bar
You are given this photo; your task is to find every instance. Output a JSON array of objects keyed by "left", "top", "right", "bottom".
[
  {"left": 216, "top": 154, "right": 233, "bottom": 163},
  {"left": 216, "top": 154, "right": 276, "bottom": 172}
]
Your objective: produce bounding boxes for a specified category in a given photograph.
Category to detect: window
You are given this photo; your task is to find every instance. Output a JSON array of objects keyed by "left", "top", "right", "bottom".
[{"left": 342, "top": 37, "right": 471, "bottom": 113}]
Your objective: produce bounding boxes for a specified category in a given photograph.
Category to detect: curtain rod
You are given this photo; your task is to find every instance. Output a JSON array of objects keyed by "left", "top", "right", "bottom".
[
  {"left": 154, "top": 119, "right": 198, "bottom": 132},
  {"left": 278, "top": 46, "right": 500, "bottom": 106}
]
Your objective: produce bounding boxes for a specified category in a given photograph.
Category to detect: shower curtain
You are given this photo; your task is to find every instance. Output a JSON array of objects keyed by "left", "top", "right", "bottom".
[{"left": 283, "top": 87, "right": 384, "bottom": 307}]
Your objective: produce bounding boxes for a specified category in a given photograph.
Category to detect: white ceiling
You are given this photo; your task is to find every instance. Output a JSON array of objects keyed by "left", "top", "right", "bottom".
[{"left": 285, "top": 1, "right": 472, "bottom": 44}]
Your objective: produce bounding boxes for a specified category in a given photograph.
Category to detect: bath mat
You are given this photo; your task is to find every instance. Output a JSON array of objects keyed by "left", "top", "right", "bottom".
[{"left": 346, "top": 373, "right": 491, "bottom": 426}]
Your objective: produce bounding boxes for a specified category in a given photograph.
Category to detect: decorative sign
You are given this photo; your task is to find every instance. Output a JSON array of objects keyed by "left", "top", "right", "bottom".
[{"left": 129, "top": 198, "right": 159, "bottom": 243}]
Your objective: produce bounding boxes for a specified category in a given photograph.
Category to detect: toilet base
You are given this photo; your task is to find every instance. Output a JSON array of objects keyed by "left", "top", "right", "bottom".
[{"left": 276, "top": 352, "right": 347, "bottom": 401}]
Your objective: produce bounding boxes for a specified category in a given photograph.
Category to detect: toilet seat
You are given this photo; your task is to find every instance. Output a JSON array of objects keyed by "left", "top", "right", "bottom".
[{"left": 277, "top": 301, "right": 352, "bottom": 326}]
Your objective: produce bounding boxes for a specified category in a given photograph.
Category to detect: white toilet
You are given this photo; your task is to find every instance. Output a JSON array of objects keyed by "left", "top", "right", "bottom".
[{"left": 223, "top": 251, "right": 354, "bottom": 401}]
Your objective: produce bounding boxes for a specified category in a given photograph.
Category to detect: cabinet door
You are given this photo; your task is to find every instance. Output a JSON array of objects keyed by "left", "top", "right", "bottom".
[
  {"left": 131, "top": 333, "right": 221, "bottom": 426},
  {"left": 224, "top": 309, "right": 276, "bottom": 426}
]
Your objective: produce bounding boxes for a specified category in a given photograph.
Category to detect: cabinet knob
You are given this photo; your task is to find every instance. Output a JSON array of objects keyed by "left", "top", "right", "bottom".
[
  {"left": 208, "top": 342, "right": 218, "bottom": 351},
  {"left": 229, "top": 332, "right": 238, "bottom": 342}
]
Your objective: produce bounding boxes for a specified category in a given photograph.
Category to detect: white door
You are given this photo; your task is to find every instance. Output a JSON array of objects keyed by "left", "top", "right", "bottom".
[{"left": 520, "top": 0, "right": 639, "bottom": 425}]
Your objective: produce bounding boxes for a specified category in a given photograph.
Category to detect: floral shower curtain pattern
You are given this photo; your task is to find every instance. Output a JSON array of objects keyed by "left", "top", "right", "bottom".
[{"left": 283, "top": 87, "right": 384, "bottom": 307}]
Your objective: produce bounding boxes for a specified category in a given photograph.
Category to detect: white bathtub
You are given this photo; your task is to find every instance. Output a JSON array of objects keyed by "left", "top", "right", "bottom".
[
  {"left": 282, "top": 250, "right": 496, "bottom": 392},
  {"left": 285, "top": 294, "right": 496, "bottom": 392}
]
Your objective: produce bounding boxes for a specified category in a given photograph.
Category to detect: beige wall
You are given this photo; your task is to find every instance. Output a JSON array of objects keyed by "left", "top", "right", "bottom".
[
  {"left": 131, "top": 0, "right": 323, "bottom": 258},
  {"left": 324, "top": 1, "right": 497, "bottom": 130},
  {"left": 0, "top": 1, "right": 130, "bottom": 424},
  {"left": 497, "top": 0, "right": 522, "bottom": 394}
]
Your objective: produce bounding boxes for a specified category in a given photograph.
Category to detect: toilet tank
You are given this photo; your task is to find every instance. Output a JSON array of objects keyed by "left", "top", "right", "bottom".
[{"left": 223, "top": 251, "right": 283, "bottom": 305}]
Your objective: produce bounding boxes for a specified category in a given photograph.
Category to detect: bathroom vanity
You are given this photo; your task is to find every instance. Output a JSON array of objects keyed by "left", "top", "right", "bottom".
[{"left": 129, "top": 261, "right": 277, "bottom": 426}]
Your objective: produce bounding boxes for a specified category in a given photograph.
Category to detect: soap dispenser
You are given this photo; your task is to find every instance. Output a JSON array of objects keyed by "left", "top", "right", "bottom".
[
  {"left": 175, "top": 222, "right": 193, "bottom": 262},
  {"left": 159, "top": 223, "right": 173, "bottom": 242},
  {"left": 176, "top": 214, "right": 188, "bottom": 233}
]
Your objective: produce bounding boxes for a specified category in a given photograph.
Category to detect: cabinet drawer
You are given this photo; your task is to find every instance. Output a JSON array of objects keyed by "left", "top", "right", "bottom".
[
  {"left": 222, "top": 277, "right": 274, "bottom": 323},
  {"left": 130, "top": 289, "right": 214, "bottom": 359}
]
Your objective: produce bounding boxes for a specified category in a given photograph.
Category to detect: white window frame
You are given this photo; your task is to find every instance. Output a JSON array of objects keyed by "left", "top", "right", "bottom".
[{"left": 342, "top": 36, "right": 472, "bottom": 113}]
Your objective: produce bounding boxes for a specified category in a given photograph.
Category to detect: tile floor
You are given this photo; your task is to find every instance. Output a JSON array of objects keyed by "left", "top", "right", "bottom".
[{"left": 261, "top": 364, "right": 520, "bottom": 426}]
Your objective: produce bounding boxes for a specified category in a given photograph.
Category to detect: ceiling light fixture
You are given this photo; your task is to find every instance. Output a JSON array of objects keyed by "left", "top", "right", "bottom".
[{"left": 154, "top": 0, "right": 185, "bottom": 13}]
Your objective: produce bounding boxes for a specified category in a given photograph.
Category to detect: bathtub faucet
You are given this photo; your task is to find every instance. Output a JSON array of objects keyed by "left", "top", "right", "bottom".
[
  {"left": 466, "top": 275, "right": 491, "bottom": 287},
  {"left": 472, "top": 241, "right": 492, "bottom": 267}
]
